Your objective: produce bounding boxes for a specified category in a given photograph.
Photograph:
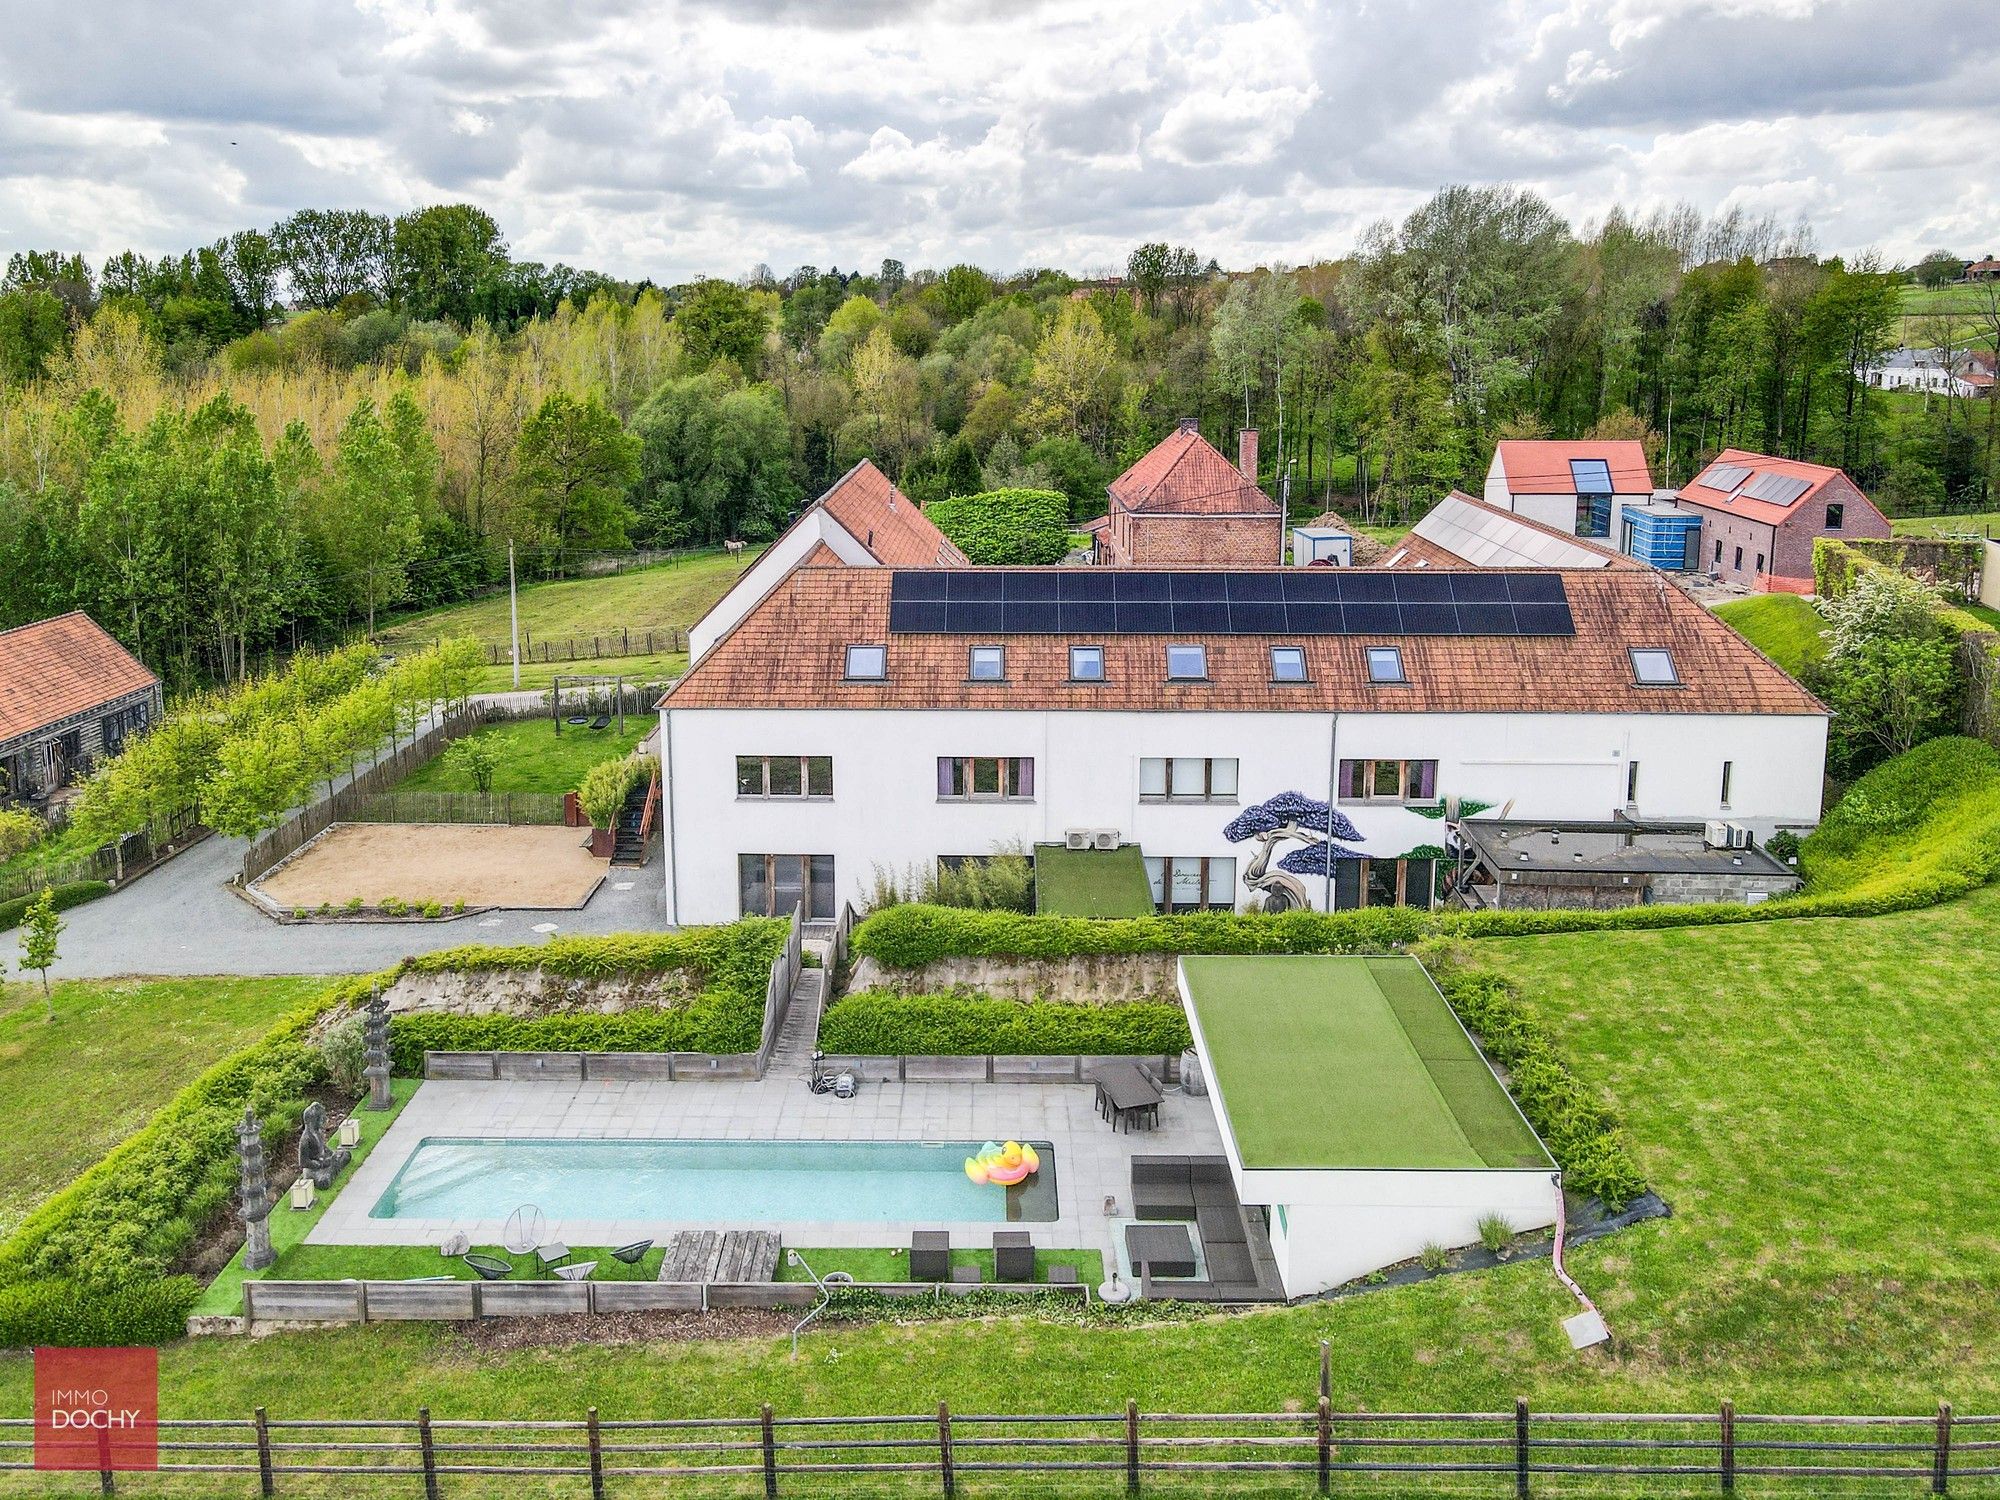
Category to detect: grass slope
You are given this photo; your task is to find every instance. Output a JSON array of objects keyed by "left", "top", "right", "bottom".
[
  {"left": 1713, "top": 593, "right": 1827, "bottom": 677},
  {"left": 1892, "top": 511, "right": 2000, "bottom": 539},
  {"left": 0, "top": 977, "right": 323, "bottom": 1240},
  {"left": 1032, "top": 843, "right": 1155, "bottom": 918},
  {"left": 392, "top": 717, "right": 649, "bottom": 795},
  {"left": 8, "top": 883, "right": 2000, "bottom": 1441},
  {"left": 373, "top": 549, "right": 764, "bottom": 655}
]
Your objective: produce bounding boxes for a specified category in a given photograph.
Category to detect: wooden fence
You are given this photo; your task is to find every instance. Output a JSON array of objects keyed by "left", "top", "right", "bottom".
[
  {"left": 2, "top": 1396, "right": 1990, "bottom": 1495},
  {"left": 754, "top": 903, "right": 807, "bottom": 1073},
  {"left": 342, "top": 791, "right": 566, "bottom": 827},
  {"left": 476, "top": 626, "right": 688, "bottom": 668},
  {"left": 0, "top": 806, "right": 200, "bottom": 904}
]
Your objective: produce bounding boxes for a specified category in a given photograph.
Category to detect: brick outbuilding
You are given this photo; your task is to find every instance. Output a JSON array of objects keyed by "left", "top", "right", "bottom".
[{"left": 1673, "top": 449, "right": 1890, "bottom": 592}]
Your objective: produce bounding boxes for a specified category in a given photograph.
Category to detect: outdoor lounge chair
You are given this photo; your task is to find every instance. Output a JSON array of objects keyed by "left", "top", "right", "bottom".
[
  {"left": 462, "top": 1253, "right": 513, "bottom": 1280},
  {"left": 1130, "top": 1157, "right": 1196, "bottom": 1221},
  {"left": 993, "top": 1231, "right": 1034, "bottom": 1283},
  {"left": 611, "top": 1240, "right": 654, "bottom": 1266},
  {"left": 910, "top": 1230, "right": 950, "bottom": 1282},
  {"left": 553, "top": 1261, "right": 597, "bottom": 1282},
  {"left": 588, "top": 713, "right": 611, "bottom": 730}
]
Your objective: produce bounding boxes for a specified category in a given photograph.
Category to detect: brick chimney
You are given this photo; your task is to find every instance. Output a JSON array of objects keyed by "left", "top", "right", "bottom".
[
  {"left": 1176, "top": 416, "right": 1199, "bottom": 434},
  {"left": 1238, "top": 428, "right": 1259, "bottom": 485}
]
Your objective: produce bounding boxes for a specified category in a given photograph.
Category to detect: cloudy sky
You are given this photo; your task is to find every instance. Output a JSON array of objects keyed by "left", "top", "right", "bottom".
[{"left": 2, "top": 0, "right": 1994, "bottom": 281}]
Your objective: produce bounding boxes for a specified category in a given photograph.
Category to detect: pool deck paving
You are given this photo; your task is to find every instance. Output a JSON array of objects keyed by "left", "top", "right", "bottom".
[{"left": 313, "top": 1075, "right": 1226, "bottom": 1270}]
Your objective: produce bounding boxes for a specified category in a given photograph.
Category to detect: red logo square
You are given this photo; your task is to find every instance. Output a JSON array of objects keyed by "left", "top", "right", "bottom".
[{"left": 34, "top": 1347, "right": 158, "bottom": 1472}]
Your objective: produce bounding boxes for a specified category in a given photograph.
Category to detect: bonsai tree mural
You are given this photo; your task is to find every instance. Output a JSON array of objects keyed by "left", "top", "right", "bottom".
[{"left": 1223, "top": 792, "right": 1362, "bottom": 912}]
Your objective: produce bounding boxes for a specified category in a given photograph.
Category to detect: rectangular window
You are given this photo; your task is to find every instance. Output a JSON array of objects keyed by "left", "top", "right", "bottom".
[
  {"left": 1068, "top": 645, "right": 1105, "bottom": 681},
  {"left": 1335, "top": 758, "right": 1438, "bottom": 803},
  {"left": 1569, "top": 457, "right": 1613, "bottom": 493},
  {"left": 738, "top": 853, "right": 836, "bottom": 920},
  {"left": 968, "top": 645, "right": 1005, "bottom": 681},
  {"left": 1140, "top": 757, "right": 1239, "bottom": 802},
  {"left": 1755, "top": 552, "right": 1766, "bottom": 574},
  {"left": 938, "top": 756, "right": 1033, "bottom": 800},
  {"left": 1365, "top": 646, "right": 1406, "bottom": 683},
  {"left": 1825, "top": 502, "right": 1844, "bottom": 530},
  {"left": 1733, "top": 546, "right": 1743, "bottom": 571},
  {"left": 735, "top": 756, "right": 833, "bottom": 798},
  {"left": 1333, "top": 857, "right": 1436, "bottom": 910},
  {"left": 1166, "top": 644, "right": 1207, "bottom": 680},
  {"left": 1720, "top": 760, "right": 1733, "bottom": 807},
  {"left": 1270, "top": 646, "right": 1307, "bottom": 681},
  {"left": 844, "top": 644, "right": 886, "bottom": 680},
  {"left": 1626, "top": 759, "right": 1640, "bottom": 805},
  {"left": 1714, "top": 539, "right": 1723, "bottom": 564},
  {"left": 1629, "top": 647, "right": 1679, "bottom": 685},
  {"left": 1144, "top": 855, "right": 1237, "bottom": 912}
]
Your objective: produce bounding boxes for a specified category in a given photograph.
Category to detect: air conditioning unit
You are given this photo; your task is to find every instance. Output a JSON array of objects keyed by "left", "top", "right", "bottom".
[
  {"left": 1065, "top": 829, "right": 1092, "bottom": 851},
  {"left": 1704, "top": 819, "right": 1731, "bottom": 849},
  {"left": 1727, "top": 823, "right": 1753, "bottom": 849},
  {"left": 1092, "top": 830, "right": 1121, "bottom": 851}
]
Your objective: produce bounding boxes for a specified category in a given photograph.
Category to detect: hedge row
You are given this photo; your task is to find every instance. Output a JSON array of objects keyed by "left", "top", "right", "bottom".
[
  {"left": 818, "top": 992, "right": 1190, "bottom": 1057},
  {"left": 0, "top": 1277, "right": 200, "bottom": 1348},
  {"left": 1423, "top": 960, "right": 1647, "bottom": 1209},
  {"left": 390, "top": 1004, "right": 765, "bottom": 1072},
  {"left": 0, "top": 879, "right": 112, "bottom": 933}
]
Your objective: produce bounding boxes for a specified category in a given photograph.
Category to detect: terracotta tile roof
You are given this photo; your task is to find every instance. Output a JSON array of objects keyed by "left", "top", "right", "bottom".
[
  {"left": 1108, "top": 425, "right": 1277, "bottom": 516},
  {"left": 1388, "top": 492, "right": 1641, "bottom": 570},
  {"left": 1493, "top": 440, "right": 1653, "bottom": 495},
  {"left": 817, "top": 460, "right": 969, "bottom": 567},
  {"left": 1676, "top": 448, "right": 1843, "bottom": 526},
  {"left": 661, "top": 567, "right": 1823, "bottom": 717},
  {"left": 0, "top": 612, "right": 159, "bottom": 746}
]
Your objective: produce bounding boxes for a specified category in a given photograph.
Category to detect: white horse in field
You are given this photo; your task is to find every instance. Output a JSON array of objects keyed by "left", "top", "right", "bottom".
[{"left": 724, "top": 538, "right": 746, "bottom": 559}]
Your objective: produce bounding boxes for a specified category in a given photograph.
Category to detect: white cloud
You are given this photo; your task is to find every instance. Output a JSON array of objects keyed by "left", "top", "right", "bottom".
[{"left": 0, "top": 0, "right": 1993, "bottom": 276}]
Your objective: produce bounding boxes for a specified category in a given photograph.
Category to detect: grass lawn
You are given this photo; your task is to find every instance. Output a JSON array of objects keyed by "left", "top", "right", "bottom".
[
  {"left": 1181, "top": 955, "right": 1547, "bottom": 1170},
  {"left": 1713, "top": 593, "right": 1827, "bottom": 677},
  {"left": 7, "top": 887, "right": 2000, "bottom": 1445},
  {"left": 0, "top": 976, "right": 323, "bottom": 1239},
  {"left": 1032, "top": 843, "right": 1155, "bottom": 918},
  {"left": 1891, "top": 510, "right": 2000, "bottom": 538},
  {"left": 373, "top": 549, "right": 763, "bottom": 656},
  {"left": 776, "top": 1246, "right": 1105, "bottom": 1286},
  {"left": 470, "top": 649, "right": 688, "bottom": 693},
  {"left": 392, "top": 717, "right": 649, "bottom": 795}
]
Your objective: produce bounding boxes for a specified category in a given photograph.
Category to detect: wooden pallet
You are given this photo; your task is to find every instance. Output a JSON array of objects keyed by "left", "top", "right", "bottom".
[{"left": 656, "top": 1230, "right": 781, "bottom": 1283}]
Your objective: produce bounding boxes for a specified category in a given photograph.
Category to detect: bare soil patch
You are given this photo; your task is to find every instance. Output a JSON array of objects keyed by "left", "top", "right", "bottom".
[{"left": 256, "top": 823, "right": 605, "bottom": 910}]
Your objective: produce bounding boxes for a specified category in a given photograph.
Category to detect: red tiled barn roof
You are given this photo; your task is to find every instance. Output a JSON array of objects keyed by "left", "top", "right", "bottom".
[
  {"left": 1493, "top": 440, "right": 1653, "bottom": 495},
  {"left": 0, "top": 612, "right": 159, "bottom": 745},
  {"left": 1108, "top": 426, "right": 1277, "bottom": 516},
  {"left": 818, "top": 460, "right": 969, "bottom": 567}
]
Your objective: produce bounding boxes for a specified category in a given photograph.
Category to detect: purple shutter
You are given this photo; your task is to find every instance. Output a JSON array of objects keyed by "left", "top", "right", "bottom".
[
  {"left": 937, "top": 757, "right": 954, "bottom": 798},
  {"left": 1338, "top": 759, "right": 1361, "bottom": 799},
  {"left": 1415, "top": 760, "right": 1437, "bottom": 800},
  {"left": 1017, "top": 758, "right": 1034, "bottom": 797}
]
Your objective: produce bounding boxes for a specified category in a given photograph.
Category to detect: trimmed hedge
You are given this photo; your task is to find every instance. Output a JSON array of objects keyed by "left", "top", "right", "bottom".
[
  {"left": 0, "top": 879, "right": 112, "bottom": 933},
  {"left": 1423, "top": 960, "right": 1646, "bottom": 1209},
  {"left": 819, "top": 992, "right": 1190, "bottom": 1056},
  {"left": 926, "top": 488, "right": 1071, "bottom": 565}
]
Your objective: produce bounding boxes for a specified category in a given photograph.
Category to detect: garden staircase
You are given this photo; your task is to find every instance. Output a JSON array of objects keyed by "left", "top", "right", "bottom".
[{"left": 609, "top": 776, "right": 655, "bottom": 867}]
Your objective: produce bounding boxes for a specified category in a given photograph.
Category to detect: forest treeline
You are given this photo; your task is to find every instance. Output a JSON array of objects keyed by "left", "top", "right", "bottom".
[{"left": 1, "top": 187, "right": 1995, "bottom": 690}]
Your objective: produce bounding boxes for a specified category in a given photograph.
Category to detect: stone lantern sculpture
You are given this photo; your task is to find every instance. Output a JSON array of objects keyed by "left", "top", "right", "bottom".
[
  {"left": 236, "top": 1108, "right": 275, "bottom": 1272},
  {"left": 363, "top": 989, "right": 392, "bottom": 1111}
]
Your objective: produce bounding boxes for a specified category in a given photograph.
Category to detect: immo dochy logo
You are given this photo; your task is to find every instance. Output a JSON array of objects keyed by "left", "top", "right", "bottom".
[{"left": 33, "top": 1347, "right": 158, "bottom": 1472}]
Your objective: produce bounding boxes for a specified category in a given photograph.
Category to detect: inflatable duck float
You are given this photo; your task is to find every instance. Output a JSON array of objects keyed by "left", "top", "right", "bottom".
[{"left": 963, "top": 1139, "right": 1040, "bottom": 1186}]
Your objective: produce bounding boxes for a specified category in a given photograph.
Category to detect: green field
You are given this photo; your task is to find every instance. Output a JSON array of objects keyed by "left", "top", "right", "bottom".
[
  {"left": 1895, "top": 281, "right": 1997, "bottom": 342},
  {"left": 393, "top": 716, "right": 649, "bottom": 795},
  {"left": 1713, "top": 593, "right": 1827, "bottom": 677},
  {"left": 0, "top": 976, "right": 323, "bottom": 1238},
  {"left": 1032, "top": 843, "right": 1155, "bottom": 917},
  {"left": 1181, "top": 955, "right": 1548, "bottom": 1170},
  {"left": 374, "top": 548, "right": 763, "bottom": 657},
  {"left": 1892, "top": 510, "right": 2000, "bottom": 538}
]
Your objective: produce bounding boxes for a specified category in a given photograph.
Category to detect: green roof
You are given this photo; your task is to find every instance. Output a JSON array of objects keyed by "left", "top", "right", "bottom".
[
  {"left": 1180, "top": 955, "right": 1553, "bottom": 1172},
  {"left": 1033, "top": 842, "right": 1156, "bottom": 918}
]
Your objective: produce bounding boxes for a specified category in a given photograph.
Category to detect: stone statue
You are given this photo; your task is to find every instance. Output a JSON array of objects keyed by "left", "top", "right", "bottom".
[
  {"left": 297, "top": 1101, "right": 351, "bottom": 1189},
  {"left": 363, "top": 990, "right": 393, "bottom": 1111},
  {"left": 237, "top": 1109, "right": 274, "bottom": 1272}
]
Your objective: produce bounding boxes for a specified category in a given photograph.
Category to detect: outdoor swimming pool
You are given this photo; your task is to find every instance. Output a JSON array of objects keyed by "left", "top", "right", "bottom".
[{"left": 369, "top": 1138, "right": 1060, "bottom": 1223}]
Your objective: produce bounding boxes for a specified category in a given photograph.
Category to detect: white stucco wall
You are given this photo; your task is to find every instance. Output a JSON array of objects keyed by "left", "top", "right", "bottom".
[
  {"left": 687, "top": 514, "right": 876, "bottom": 663},
  {"left": 657, "top": 705, "right": 1828, "bottom": 924}
]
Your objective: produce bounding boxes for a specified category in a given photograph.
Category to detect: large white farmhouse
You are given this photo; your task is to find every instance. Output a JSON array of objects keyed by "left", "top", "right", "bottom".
[{"left": 657, "top": 560, "right": 1827, "bottom": 925}]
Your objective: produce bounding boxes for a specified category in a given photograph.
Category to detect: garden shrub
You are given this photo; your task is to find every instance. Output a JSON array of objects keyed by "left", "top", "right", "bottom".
[
  {"left": 925, "top": 487, "right": 1071, "bottom": 565},
  {"left": 1419, "top": 955, "right": 1647, "bottom": 1209},
  {"left": 0, "top": 1277, "right": 199, "bottom": 1348},
  {"left": 0, "top": 807, "right": 45, "bottom": 864},
  {"left": 318, "top": 1013, "right": 368, "bottom": 1094},
  {"left": 0, "top": 880, "right": 112, "bottom": 934},
  {"left": 819, "top": 992, "right": 1190, "bottom": 1056}
]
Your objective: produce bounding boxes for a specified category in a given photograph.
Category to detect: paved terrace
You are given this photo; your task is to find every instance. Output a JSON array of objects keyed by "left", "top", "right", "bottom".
[{"left": 313, "top": 1076, "right": 1227, "bottom": 1270}]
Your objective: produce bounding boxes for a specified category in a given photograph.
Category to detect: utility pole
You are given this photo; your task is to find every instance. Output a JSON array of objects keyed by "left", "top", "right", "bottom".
[{"left": 508, "top": 540, "right": 521, "bottom": 690}]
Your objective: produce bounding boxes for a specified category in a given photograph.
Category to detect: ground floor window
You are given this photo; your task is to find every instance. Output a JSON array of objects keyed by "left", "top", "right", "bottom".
[
  {"left": 937, "top": 756, "right": 1033, "bottom": 799},
  {"left": 1332, "top": 857, "right": 1437, "bottom": 909},
  {"left": 1144, "top": 855, "right": 1236, "bottom": 912},
  {"left": 738, "top": 853, "right": 836, "bottom": 920}
]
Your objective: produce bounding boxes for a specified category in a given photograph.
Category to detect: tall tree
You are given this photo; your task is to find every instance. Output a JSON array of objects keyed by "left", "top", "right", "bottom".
[
  {"left": 271, "top": 209, "right": 391, "bottom": 310},
  {"left": 515, "top": 391, "right": 639, "bottom": 549}
]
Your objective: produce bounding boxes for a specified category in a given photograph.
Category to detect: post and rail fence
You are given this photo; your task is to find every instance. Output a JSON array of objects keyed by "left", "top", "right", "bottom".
[{"left": 0, "top": 1389, "right": 1988, "bottom": 1496}]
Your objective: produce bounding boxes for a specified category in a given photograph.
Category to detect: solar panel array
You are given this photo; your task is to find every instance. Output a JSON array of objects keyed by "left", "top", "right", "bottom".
[
  {"left": 1701, "top": 463, "right": 1752, "bottom": 492},
  {"left": 887, "top": 570, "right": 1575, "bottom": 637},
  {"left": 1413, "top": 497, "right": 1614, "bottom": 570},
  {"left": 1740, "top": 470, "right": 1811, "bottom": 506}
]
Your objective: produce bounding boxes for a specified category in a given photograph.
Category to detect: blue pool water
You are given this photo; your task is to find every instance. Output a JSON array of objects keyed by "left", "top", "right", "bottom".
[{"left": 370, "top": 1138, "right": 1059, "bottom": 1223}]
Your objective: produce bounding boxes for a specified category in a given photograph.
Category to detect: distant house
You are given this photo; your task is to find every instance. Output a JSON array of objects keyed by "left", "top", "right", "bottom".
[
  {"left": 1966, "top": 258, "right": 2000, "bottom": 282},
  {"left": 0, "top": 612, "right": 161, "bottom": 805},
  {"left": 1861, "top": 347, "right": 1991, "bottom": 399},
  {"left": 1673, "top": 449, "right": 1890, "bottom": 592},
  {"left": 1097, "top": 419, "right": 1285, "bottom": 567},
  {"left": 1384, "top": 492, "right": 1638, "bottom": 571},
  {"left": 1483, "top": 440, "right": 1654, "bottom": 539},
  {"left": 687, "top": 460, "right": 968, "bottom": 664}
]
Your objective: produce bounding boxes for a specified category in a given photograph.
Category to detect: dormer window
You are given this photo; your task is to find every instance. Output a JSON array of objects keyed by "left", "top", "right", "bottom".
[
  {"left": 1270, "top": 646, "right": 1307, "bottom": 682},
  {"left": 1365, "top": 646, "right": 1406, "bottom": 684},
  {"left": 844, "top": 644, "right": 887, "bottom": 680},
  {"left": 968, "top": 645, "right": 1005, "bottom": 682},
  {"left": 1630, "top": 647, "right": 1679, "bottom": 686},
  {"left": 1166, "top": 644, "right": 1207, "bottom": 681},
  {"left": 1069, "top": 645, "right": 1105, "bottom": 682}
]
